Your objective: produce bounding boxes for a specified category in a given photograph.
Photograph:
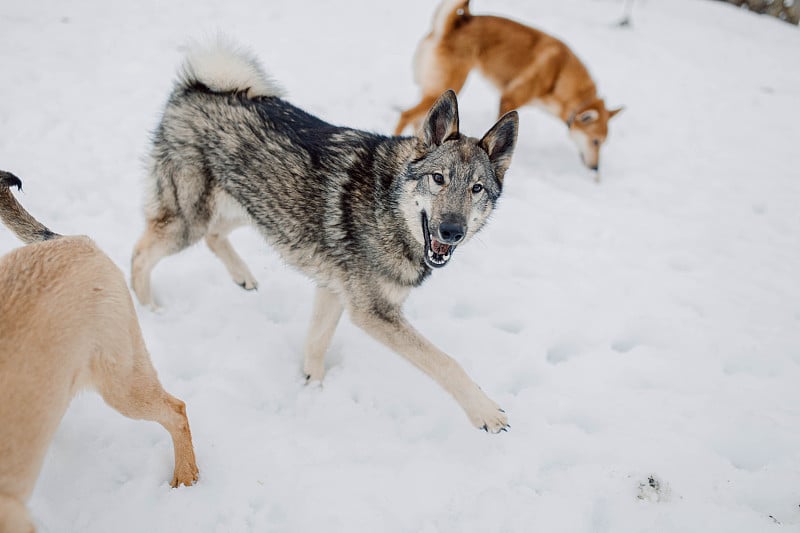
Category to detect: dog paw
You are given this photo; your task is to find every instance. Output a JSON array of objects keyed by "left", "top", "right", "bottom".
[
  {"left": 464, "top": 391, "right": 509, "bottom": 434},
  {"left": 136, "top": 299, "right": 163, "bottom": 313},
  {"left": 170, "top": 462, "right": 199, "bottom": 488},
  {"left": 303, "top": 362, "right": 325, "bottom": 384},
  {"left": 475, "top": 408, "right": 509, "bottom": 434},
  {"left": 145, "top": 301, "right": 165, "bottom": 314},
  {"left": 236, "top": 278, "right": 258, "bottom": 291}
]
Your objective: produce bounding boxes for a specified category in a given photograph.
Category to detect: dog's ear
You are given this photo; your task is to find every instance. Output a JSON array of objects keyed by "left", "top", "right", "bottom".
[
  {"left": 577, "top": 109, "right": 599, "bottom": 124},
  {"left": 608, "top": 106, "right": 624, "bottom": 119},
  {"left": 419, "top": 90, "right": 460, "bottom": 148},
  {"left": 480, "top": 111, "right": 518, "bottom": 183}
]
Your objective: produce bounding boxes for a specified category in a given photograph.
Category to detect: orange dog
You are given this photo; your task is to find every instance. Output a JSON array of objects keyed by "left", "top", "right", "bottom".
[{"left": 396, "top": 0, "right": 622, "bottom": 171}]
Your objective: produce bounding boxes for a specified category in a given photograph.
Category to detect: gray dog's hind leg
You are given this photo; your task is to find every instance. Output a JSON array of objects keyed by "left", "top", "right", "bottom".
[
  {"left": 205, "top": 218, "right": 258, "bottom": 290},
  {"left": 131, "top": 216, "right": 195, "bottom": 308}
]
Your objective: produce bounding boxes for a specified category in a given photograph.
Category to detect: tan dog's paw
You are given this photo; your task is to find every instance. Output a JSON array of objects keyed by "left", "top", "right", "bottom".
[{"left": 171, "top": 462, "right": 199, "bottom": 488}]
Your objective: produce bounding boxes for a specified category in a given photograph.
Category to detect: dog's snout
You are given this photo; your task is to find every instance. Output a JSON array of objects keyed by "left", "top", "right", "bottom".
[{"left": 438, "top": 218, "right": 466, "bottom": 244}]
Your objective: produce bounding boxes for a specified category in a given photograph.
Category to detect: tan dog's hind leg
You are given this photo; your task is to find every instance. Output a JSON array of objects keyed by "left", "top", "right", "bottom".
[
  {"left": 93, "top": 329, "right": 198, "bottom": 488},
  {"left": 348, "top": 302, "right": 508, "bottom": 433},
  {"left": 303, "top": 286, "right": 344, "bottom": 382},
  {"left": 205, "top": 218, "right": 258, "bottom": 291}
]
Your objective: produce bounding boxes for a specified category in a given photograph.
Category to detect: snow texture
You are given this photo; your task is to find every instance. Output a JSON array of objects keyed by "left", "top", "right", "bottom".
[{"left": 1, "top": 0, "right": 799, "bottom": 531}]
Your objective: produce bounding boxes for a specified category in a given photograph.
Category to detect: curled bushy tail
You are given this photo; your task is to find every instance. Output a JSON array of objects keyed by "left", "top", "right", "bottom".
[
  {"left": 431, "top": 0, "right": 471, "bottom": 38},
  {"left": 0, "top": 171, "right": 59, "bottom": 244},
  {"left": 177, "top": 35, "right": 284, "bottom": 99}
]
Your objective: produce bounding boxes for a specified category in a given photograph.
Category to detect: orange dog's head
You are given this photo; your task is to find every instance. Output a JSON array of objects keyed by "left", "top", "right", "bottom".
[{"left": 567, "top": 99, "right": 623, "bottom": 171}]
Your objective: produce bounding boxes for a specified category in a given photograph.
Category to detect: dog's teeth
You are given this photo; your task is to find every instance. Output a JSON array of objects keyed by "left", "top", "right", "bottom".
[
  {"left": 427, "top": 249, "right": 433, "bottom": 258},
  {"left": 443, "top": 253, "right": 450, "bottom": 260}
]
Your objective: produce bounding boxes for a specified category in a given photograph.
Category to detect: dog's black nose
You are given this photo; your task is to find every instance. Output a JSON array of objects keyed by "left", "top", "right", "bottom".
[
  {"left": 590, "top": 164, "right": 599, "bottom": 171},
  {"left": 438, "top": 220, "right": 465, "bottom": 244}
]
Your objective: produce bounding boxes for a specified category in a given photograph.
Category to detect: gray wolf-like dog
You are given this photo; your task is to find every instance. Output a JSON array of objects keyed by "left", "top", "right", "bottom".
[
  {"left": 0, "top": 171, "right": 197, "bottom": 532},
  {"left": 131, "top": 38, "right": 518, "bottom": 432}
]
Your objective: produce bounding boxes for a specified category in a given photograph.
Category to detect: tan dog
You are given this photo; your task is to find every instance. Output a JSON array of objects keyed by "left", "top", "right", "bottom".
[
  {"left": 395, "top": 0, "right": 622, "bottom": 171},
  {"left": 0, "top": 171, "right": 198, "bottom": 532}
]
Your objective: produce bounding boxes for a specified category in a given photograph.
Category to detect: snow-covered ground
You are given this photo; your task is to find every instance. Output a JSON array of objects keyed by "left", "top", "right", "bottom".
[{"left": 2, "top": 0, "right": 799, "bottom": 531}]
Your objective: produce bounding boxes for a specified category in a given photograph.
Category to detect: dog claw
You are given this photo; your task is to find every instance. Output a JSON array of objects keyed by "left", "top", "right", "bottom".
[
  {"left": 304, "top": 373, "right": 324, "bottom": 388},
  {"left": 237, "top": 281, "right": 258, "bottom": 291}
]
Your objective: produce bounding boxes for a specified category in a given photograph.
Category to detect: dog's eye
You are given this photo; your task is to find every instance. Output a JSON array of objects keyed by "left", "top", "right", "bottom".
[
  {"left": 472, "top": 183, "right": 483, "bottom": 194},
  {"left": 432, "top": 173, "right": 445, "bottom": 185},
  {"left": 592, "top": 139, "right": 600, "bottom": 147}
]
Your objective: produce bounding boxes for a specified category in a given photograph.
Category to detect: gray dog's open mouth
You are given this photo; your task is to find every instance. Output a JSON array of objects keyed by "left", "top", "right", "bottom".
[{"left": 421, "top": 212, "right": 456, "bottom": 269}]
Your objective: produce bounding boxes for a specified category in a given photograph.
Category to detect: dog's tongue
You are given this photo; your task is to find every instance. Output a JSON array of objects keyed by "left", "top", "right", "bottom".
[{"left": 431, "top": 239, "right": 451, "bottom": 255}]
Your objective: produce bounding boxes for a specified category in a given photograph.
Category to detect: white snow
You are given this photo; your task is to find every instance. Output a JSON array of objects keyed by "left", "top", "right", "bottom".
[{"left": 1, "top": 0, "right": 799, "bottom": 531}]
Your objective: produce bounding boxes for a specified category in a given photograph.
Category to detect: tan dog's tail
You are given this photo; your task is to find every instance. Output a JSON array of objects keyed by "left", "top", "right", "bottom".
[
  {"left": 431, "top": 0, "right": 471, "bottom": 38},
  {"left": 0, "top": 170, "right": 60, "bottom": 244}
]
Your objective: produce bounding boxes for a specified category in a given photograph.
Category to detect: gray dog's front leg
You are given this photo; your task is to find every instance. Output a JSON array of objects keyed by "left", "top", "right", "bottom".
[
  {"left": 303, "top": 286, "right": 344, "bottom": 382},
  {"left": 348, "top": 304, "right": 508, "bottom": 433}
]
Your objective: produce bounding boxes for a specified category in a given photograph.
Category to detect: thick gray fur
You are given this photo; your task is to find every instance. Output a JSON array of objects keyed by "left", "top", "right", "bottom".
[{"left": 131, "top": 39, "right": 518, "bottom": 432}]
